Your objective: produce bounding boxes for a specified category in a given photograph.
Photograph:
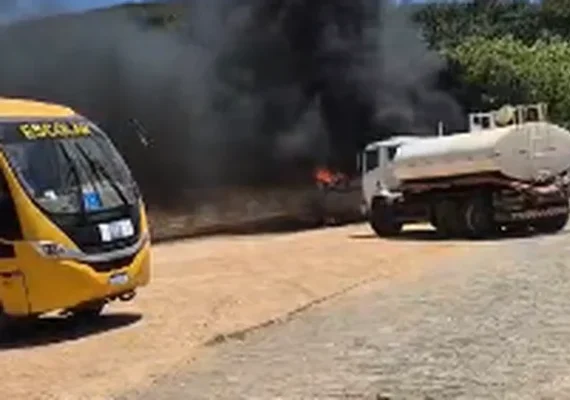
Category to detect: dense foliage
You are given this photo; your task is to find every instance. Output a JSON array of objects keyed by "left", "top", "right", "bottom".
[
  {"left": 413, "top": 0, "right": 570, "bottom": 123},
  {"left": 138, "top": 0, "right": 570, "bottom": 125},
  {"left": 4, "top": 0, "right": 570, "bottom": 205},
  {"left": 444, "top": 35, "right": 570, "bottom": 122}
]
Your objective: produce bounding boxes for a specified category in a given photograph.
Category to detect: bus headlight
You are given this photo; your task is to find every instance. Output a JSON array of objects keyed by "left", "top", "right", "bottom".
[{"left": 32, "top": 241, "right": 74, "bottom": 258}]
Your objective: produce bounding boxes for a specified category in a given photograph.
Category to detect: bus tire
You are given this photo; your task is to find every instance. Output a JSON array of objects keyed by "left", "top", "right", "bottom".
[
  {"left": 71, "top": 300, "right": 106, "bottom": 320},
  {"left": 0, "top": 307, "right": 9, "bottom": 340},
  {"left": 0, "top": 306, "right": 20, "bottom": 341}
]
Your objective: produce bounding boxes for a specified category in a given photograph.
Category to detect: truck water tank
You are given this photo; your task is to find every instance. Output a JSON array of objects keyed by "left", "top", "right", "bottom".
[{"left": 391, "top": 122, "right": 570, "bottom": 182}]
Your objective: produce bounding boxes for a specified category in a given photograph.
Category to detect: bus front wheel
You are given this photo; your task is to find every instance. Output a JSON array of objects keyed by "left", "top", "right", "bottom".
[
  {"left": 0, "top": 307, "right": 9, "bottom": 339},
  {"left": 0, "top": 306, "right": 22, "bottom": 341},
  {"left": 71, "top": 300, "right": 106, "bottom": 320}
]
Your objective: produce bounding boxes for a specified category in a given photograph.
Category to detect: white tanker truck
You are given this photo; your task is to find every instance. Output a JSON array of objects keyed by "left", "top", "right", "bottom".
[{"left": 359, "top": 103, "right": 570, "bottom": 238}]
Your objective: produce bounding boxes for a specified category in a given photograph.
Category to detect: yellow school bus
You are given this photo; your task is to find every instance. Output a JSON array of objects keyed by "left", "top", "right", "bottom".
[{"left": 0, "top": 97, "right": 150, "bottom": 332}]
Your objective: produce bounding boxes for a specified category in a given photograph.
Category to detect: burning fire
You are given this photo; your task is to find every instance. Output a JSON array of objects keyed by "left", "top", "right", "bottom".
[
  {"left": 314, "top": 167, "right": 348, "bottom": 188},
  {"left": 315, "top": 167, "right": 335, "bottom": 185}
]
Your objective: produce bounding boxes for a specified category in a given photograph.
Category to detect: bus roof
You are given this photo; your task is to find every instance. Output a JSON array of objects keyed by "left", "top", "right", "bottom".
[{"left": 0, "top": 97, "right": 76, "bottom": 119}]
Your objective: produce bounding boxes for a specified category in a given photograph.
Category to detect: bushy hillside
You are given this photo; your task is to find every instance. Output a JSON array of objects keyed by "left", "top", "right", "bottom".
[{"left": 2, "top": 0, "right": 570, "bottom": 213}]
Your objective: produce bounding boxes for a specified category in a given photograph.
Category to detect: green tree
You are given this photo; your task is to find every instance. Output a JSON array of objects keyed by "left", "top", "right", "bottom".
[
  {"left": 412, "top": 1, "right": 543, "bottom": 49},
  {"left": 443, "top": 35, "right": 570, "bottom": 122},
  {"left": 540, "top": 0, "right": 570, "bottom": 38}
]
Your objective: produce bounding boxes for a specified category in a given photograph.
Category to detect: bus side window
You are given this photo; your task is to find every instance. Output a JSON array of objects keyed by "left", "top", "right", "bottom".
[{"left": 0, "top": 173, "right": 22, "bottom": 241}]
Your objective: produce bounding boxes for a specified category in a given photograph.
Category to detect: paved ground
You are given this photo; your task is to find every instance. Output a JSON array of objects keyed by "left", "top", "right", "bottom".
[
  {"left": 0, "top": 223, "right": 470, "bottom": 400},
  {"left": 131, "top": 226, "right": 570, "bottom": 400}
]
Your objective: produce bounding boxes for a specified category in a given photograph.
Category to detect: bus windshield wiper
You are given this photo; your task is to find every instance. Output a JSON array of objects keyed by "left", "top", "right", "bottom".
[
  {"left": 57, "top": 142, "right": 86, "bottom": 216},
  {"left": 74, "top": 143, "right": 130, "bottom": 208}
]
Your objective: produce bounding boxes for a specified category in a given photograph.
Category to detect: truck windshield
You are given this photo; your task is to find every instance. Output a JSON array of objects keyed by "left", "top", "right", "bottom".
[{"left": 0, "top": 119, "right": 138, "bottom": 215}]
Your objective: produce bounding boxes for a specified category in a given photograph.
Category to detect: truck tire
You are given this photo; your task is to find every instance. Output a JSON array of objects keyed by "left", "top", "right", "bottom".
[
  {"left": 433, "top": 199, "right": 465, "bottom": 238},
  {"left": 428, "top": 210, "right": 439, "bottom": 230},
  {"left": 369, "top": 199, "right": 402, "bottom": 237},
  {"left": 460, "top": 196, "right": 496, "bottom": 239},
  {"left": 428, "top": 206, "right": 443, "bottom": 231},
  {"left": 533, "top": 213, "right": 569, "bottom": 234},
  {"left": 503, "top": 221, "right": 531, "bottom": 236}
]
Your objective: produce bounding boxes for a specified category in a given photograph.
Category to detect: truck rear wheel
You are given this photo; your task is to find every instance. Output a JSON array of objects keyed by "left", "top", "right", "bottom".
[
  {"left": 460, "top": 196, "right": 496, "bottom": 239},
  {"left": 433, "top": 199, "right": 465, "bottom": 238},
  {"left": 503, "top": 221, "right": 531, "bottom": 236},
  {"left": 533, "top": 213, "right": 569, "bottom": 234},
  {"left": 369, "top": 199, "right": 402, "bottom": 237}
]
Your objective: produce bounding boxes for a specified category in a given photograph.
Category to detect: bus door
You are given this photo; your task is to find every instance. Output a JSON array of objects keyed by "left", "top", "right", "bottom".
[{"left": 0, "top": 170, "right": 29, "bottom": 316}]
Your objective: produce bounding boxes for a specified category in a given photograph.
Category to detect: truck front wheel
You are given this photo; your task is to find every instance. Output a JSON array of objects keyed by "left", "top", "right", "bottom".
[{"left": 369, "top": 199, "right": 402, "bottom": 237}]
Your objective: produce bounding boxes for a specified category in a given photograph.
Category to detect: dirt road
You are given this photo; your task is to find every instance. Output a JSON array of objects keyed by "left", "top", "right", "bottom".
[
  {"left": 0, "top": 223, "right": 473, "bottom": 400},
  {"left": 128, "top": 225, "right": 570, "bottom": 400}
]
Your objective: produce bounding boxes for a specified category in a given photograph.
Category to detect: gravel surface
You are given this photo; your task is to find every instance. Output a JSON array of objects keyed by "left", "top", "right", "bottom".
[
  {"left": 132, "top": 227, "right": 570, "bottom": 400},
  {"left": 0, "top": 223, "right": 467, "bottom": 400}
]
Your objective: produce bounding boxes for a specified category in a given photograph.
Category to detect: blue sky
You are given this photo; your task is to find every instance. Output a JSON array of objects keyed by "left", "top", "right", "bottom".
[
  {"left": 3, "top": 0, "right": 538, "bottom": 24},
  {"left": 4, "top": 0, "right": 435, "bottom": 18},
  {"left": 60, "top": 0, "right": 146, "bottom": 12},
  {"left": 0, "top": 0, "right": 148, "bottom": 23}
]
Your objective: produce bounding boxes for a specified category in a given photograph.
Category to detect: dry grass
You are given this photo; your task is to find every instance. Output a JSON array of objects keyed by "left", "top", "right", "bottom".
[{"left": 147, "top": 185, "right": 363, "bottom": 241}]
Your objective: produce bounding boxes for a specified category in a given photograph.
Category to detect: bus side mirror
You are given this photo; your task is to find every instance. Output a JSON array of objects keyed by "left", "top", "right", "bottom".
[{"left": 128, "top": 118, "right": 151, "bottom": 148}]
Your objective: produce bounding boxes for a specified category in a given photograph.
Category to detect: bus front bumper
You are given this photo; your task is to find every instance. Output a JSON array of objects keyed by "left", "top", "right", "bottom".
[{"left": 23, "top": 236, "right": 151, "bottom": 316}]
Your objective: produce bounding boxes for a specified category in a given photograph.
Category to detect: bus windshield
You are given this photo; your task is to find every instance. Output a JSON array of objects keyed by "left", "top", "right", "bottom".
[{"left": 0, "top": 119, "right": 138, "bottom": 215}]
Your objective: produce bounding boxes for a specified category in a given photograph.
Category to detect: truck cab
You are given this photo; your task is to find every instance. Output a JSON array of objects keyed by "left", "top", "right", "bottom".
[{"left": 358, "top": 136, "right": 419, "bottom": 216}]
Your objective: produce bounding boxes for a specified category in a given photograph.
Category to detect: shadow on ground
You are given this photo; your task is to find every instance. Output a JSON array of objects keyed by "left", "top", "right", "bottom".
[
  {"left": 0, "top": 312, "right": 141, "bottom": 350},
  {"left": 349, "top": 227, "right": 569, "bottom": 242}
]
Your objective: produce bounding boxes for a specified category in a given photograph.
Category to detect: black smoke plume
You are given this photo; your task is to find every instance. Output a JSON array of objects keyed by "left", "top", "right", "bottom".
[{"left": 0, "top": 0, "right": 464, "bottom": 206}]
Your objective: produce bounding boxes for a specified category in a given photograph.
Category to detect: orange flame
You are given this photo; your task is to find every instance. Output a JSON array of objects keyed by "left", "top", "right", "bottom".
[
  {"left": 315, "top": 168, "right": 338, "bottom": 185},
  {"left": 315, "top": 168, "right": 335, "bottom": 184}
]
